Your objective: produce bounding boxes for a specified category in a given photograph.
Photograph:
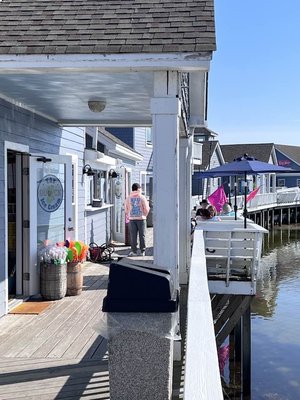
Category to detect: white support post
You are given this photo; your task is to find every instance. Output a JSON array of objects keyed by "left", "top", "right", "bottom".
[
  {"left": 179, "top": 136, "right": 193, "bottom": 284},
  {"left": 189, "top": 72, "right": 207, "bottom": 127},
  {"left": 151, "top": 72, "right": 180, "bottom": 282},
  {"left": 108, "top": 72, "right": 181, "bottom": 400}
]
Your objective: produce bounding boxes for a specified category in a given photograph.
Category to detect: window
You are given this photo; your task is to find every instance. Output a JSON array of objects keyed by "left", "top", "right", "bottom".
[
  {"left": 86, "top": 169, "right": 107, "bottom": 206},
  {"left": 140, "top": 171, "right": 152, "bottom": 198},
  {"left": 278, "top": 179, "right": 285, "bottom": 187},
  {"left": 94, "top": 171, "right": 106, "bottom": 202},
  {"left": 145, "top": 128, "right": 152, "bottom": 147}
]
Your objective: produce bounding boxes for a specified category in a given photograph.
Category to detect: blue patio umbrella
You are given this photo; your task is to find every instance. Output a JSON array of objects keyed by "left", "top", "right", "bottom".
[{"left": 198, "top": 154, "right": 294, "bottom": 228}]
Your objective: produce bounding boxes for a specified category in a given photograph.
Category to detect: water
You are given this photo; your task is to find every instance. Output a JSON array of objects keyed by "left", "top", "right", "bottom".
[{"left": 251, "top": 227, "right": 300, "bottom": 399}]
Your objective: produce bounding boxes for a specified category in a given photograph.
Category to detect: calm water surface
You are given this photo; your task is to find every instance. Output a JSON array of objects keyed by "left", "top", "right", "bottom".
[{"left": 251, "top": 226, "right": 300, "bottom": 399}]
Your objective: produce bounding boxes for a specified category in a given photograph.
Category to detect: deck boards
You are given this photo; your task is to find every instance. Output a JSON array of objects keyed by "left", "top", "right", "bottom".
[
  {"left": 0, "top": 262, "right": 110, "bottom": 399},
  {"left": 0, "top": 230, "right": 166, "bottom": 400},
  {"left": 0, "top": 231, "right": 155, "bottom": 399}
]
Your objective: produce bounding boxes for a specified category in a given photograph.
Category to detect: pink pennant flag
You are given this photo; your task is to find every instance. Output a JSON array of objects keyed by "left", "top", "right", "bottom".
[
  {"left": 208, "top": 185, "right": 227, "bottom": 212},
  {"left": 246, "top": 186, "right": 260, "bottom": 203}
]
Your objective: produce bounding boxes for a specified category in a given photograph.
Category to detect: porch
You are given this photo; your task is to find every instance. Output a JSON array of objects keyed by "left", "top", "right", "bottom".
[
  {"left": 0, "top": 261, "right": 110, "bottom": 399},
  {"left": 0, "top": 228, "right": 187, "bottom": 399}
]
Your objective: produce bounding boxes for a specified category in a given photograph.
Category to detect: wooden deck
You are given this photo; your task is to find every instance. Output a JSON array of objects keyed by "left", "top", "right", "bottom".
[
  {"left": 0, "top": 227, "right": 187, "bottom": 400},
  {"left": 0, "top": 262, "right": 110, "bottom": 399},
  {"left": 0, "top": 229, "right": 162, "bottom": 400}
]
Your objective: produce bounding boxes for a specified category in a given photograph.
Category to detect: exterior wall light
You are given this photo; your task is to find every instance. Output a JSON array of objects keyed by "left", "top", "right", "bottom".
[
  {"left": 109, "top": 169, "right": 118, "bottom": 178},
  {"left": 82, "top": 164, "right": 95, "bottom": 176}
]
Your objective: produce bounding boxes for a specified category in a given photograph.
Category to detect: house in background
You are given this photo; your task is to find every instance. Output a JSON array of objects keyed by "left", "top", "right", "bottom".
[
  {"left": 220, "top": 143, "right": 278, "bottom": 195},
  {"left": 192, "top": 140, "right": 224, "bottom": 198},
  {"left": 191, "top": 140, "right": 300, "bottom": 201},
  {"left": 221, "top": 143, "right": 300, "bottom": 191},
  {"left": 106, "top": 127, "right": 153, "bottom": 199},
  {"left": 84, "top": 127, "right": 143, "bottom": 246},
  {"left": 274, "top": 144, "right": 300, "bottom": 188}
]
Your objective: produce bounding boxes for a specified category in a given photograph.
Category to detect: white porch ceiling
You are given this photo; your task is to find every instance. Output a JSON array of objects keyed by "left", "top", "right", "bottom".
[
  {"left": 0, "top": 70, "right": 154, "bottom": 126},
  {"left": 0, "top": 53, "right": 210, "bottom": 127}
]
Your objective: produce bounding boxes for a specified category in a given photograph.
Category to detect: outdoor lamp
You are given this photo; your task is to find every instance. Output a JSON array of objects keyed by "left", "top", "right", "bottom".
[
  {"left": 109, "top": 169, "right": 118, "bottom": 178},
  {"left": 82, "top": 164, "right": 95, "bottom": 176}
]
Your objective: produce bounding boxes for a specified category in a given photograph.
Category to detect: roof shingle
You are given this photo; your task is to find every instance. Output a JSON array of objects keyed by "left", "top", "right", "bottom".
[{"left": 0, "top": 0, "right": 216, "bottom": 55}]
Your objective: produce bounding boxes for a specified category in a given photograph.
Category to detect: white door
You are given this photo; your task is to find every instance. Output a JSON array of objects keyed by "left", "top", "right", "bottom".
[
  {"left": 112, "top": 168, "right": 131, "bottom": 243},
  {"left": 27, "top": 154, "right": 73, "bottom": 296}
]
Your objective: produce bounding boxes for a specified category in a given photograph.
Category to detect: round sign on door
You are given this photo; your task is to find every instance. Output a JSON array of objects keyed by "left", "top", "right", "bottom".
[{"left": 37, "top": 174, "right": 63, "bottom": 212}]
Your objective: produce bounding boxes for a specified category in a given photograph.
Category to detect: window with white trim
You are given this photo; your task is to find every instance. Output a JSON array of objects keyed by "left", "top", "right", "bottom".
[
  {"left": 94, "top": 171, "right": 107, "bottom": 202},
  {"left": 140, "top": 171, "right": 152, "bottom": 198},
  {"left": 145, "top": 128, "right": 152, "bottom": 147},
  {"left": 86, "top": 169, "right": 107, "bottom": 206}
]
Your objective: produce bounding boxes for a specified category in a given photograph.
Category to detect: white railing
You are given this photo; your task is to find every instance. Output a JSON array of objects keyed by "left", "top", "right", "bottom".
[
  {"left": 247, "top": 192, "right": 277, "bottom": 209},
  {"left": 192, "top": 187, "right": 300, "bottom": 213},
  {"left": 184, "top": 218, "right": 267, "bottom": 397},
  {"left": 184, "top": 228, "right": 223, "bottom": 399},
  {"left": 196, "top": 219, "right": 267, "bottom": 294}
]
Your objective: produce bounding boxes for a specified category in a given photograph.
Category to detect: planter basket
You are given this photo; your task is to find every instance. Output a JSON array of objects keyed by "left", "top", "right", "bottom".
[
  {"left": 40, "top": 262, "right": 67, "bottom": 300},
  {"left": 67, "top": 262, "right": 83, "bottom": 296}
]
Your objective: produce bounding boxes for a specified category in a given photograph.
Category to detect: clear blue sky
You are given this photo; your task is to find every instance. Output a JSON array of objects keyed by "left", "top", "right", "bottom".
[{"left": 208, "top": 0, "right": 300, "bottom": 145}]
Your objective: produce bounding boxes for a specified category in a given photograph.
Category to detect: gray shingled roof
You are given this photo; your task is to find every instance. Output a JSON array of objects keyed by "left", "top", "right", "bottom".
[
  {"left": 199, "top": 140, "right": 219, "bottom": 169},
  {"left": 221, "top": 143, "right": 275, "bottom": 164},
  {"left": 275, "top": 144, "right": 300, "bottom": 166},
  {"left": 0, "top": 0, "right": 216, "bottom": 55}
]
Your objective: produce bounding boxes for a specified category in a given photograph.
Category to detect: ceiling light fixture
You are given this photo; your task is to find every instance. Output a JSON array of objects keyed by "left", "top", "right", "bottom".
[{"left": 88, "top": 99, "right": 106, "bottom": 113}]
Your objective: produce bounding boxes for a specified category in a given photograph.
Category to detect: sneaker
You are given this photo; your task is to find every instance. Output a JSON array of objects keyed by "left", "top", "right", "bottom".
[
  {"left": 141, "top": 251, "right": 146, "bottom": 257},
  {"left": 128, "top": 251, "right": 137, "bottom": 257}
]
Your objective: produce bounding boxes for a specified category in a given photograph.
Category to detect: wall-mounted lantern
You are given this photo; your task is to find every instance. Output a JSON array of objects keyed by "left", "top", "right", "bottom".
[
  {"left": 109, "top": 169, "right": 118, "bottom": 178},
  {"left": 82, "top": 164, "right": 95, "bottom": 176}
]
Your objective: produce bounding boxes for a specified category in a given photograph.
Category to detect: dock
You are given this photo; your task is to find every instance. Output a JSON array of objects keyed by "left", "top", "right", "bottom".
[
  {"left": 0, "top": 262, "right": 110, "bottom": 399},
  {"left": 0, "top": 229, "right": 187, "bottom": 399},
  {"left": 0, "top": 218, "right": 266, "bottom": 399}
]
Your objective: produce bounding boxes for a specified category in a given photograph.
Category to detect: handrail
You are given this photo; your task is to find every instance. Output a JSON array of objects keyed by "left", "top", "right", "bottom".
[
  {"left": 184, "top": 228, "right": 223, "bottom": 399},
  {"left": 192, "top": 187, "right": 300, "bottom": 212}
]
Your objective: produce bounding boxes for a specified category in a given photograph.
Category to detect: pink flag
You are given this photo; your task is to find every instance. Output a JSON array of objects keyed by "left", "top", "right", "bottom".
[
  {"left": 208, "top": 185, "right": 227, "bottom": 212},
  {"left": 246, "top": 186, "right": 260, "bottom": 203}
]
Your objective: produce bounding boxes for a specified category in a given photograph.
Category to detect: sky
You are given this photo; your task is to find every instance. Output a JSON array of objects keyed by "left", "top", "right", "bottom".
[{"left": 207, "top": 0, "right": 300, "bottom": 146}]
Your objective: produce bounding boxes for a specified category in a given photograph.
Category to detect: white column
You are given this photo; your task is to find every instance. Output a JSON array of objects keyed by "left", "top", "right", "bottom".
[
  {"left": 189, "top": 72, "right": 207, "bottom": 127},
  {"left": 151, "top": 72, "right": 180, "bottom": 282},
  {"left": 179, "top": 135, "right": 193, "bottom": 284}
]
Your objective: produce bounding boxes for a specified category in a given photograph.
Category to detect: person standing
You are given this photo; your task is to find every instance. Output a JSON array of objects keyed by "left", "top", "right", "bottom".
[{"left": 125, "top": 183, "right": 150, "bottom": 256}]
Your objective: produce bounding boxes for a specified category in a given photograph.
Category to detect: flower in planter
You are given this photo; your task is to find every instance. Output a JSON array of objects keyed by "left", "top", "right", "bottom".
[
  {"left": 38, "top": 243, "right": 68, "bottom": 265},
  {"left": 63, "top": 240, "right": 89, "bottom": 263}
]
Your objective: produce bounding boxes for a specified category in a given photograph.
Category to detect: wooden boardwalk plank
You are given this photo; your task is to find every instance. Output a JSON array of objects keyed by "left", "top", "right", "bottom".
[
  {"left": 0, "top": 230, "right": 154, "bottom": 399},
  {"left": 1, "top": 274, "right": 108, "bottom": 359},
  {"left": 0, "top": 361, "right": 109, "bottom": 400},
  {"left": 0, "top": 260, "right": 111, "bottom": 400}
]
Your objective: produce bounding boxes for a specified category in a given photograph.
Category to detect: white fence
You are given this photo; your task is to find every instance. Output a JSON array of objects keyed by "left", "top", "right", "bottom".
[
  {"left": 192, "top": 187, "right": 300, "bottom": 213},
  {"left": 184, "top": 228, "right": 223, "bottom": 399}
]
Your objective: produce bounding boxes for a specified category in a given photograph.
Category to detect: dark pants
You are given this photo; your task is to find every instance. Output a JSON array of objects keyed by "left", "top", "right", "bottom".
[{"left": 129, "top": 219, "right": 146, "bottom": 253}]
